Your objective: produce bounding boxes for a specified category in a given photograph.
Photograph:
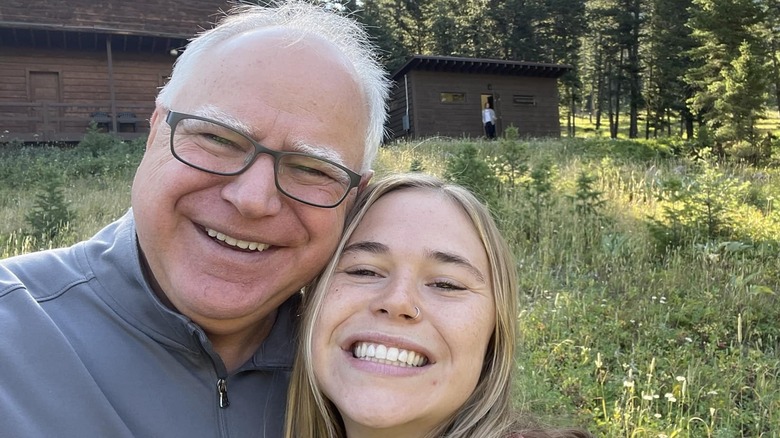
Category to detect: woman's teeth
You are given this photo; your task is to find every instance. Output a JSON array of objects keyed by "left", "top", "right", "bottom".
[{"left": 352, "top": 342, "right": 428, "bottom": 367}]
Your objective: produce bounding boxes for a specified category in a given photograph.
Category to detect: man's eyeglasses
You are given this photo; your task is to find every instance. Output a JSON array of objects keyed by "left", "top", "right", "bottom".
[{"left": 166, "top": 111, "right": 361, "bottom": 208}]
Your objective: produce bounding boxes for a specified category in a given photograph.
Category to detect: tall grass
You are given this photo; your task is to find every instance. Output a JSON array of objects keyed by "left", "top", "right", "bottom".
[
  {"left": 0, "top": 130, "right": 141, "bottom": 257},
  {"left": 1, "top": 131, "right": 778, "bottom": 437},
  {"left": 376, "top": 136, "right": 780, "bottom": 437}
]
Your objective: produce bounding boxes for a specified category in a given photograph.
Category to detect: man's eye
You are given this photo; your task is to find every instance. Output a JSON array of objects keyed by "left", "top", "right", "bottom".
[
  {"left": 202, "top": 133, "right": 243, "bottom": 149},
  {"left": 290, "top": 164, "right": 328, "bottom": 178},
  {"left": 204, "top": 134, "right": 231, "bottom": 144}
]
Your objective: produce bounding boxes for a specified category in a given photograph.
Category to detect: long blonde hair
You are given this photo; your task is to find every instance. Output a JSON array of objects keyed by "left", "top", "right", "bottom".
[{"left": 285, "top": 173, "right": 519, "bottom": 438}]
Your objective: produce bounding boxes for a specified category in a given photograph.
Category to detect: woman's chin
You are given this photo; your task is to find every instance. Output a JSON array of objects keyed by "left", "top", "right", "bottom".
[{"left": 341, "top": 411, "right": 434, "bottom": 438}]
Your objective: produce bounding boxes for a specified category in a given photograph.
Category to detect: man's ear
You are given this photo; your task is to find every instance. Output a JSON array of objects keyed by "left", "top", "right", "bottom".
[
  {"left": 146, "top": 106, "right": 167, "bottom": 149},
  {"left": 147, "top": 107, "right": 164, "bottom": 138},
  {"left": 358, "top": 170, "right": 374, "bottom": 192}
]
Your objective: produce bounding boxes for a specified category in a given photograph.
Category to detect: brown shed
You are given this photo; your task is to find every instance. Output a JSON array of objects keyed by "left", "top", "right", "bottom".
[
  {"left": 0, "top": 0, "right": 231, "bottom": 142},
  {"left": 386, "top": 55, "right": 571, "bottom": 140}
]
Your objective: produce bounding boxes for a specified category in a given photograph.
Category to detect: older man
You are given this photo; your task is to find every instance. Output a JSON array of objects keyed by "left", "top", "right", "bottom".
[{"left": 0, "top": 2, "right": 388, "bottom": 437}]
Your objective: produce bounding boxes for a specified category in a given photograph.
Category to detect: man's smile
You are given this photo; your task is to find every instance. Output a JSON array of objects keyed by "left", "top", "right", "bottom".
[{"left": 205, "top": 227, "right": 270, "bottom": 252}]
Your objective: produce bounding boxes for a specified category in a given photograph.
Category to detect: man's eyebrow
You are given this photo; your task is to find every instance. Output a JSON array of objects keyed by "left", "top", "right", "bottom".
[
  {"left": 190, "top": 105, "right": 254, "bottom": 136},
  {"left": 293, "top": 141, "right": 347, "bottom": 166},
  {"left": 342, "top": 240, "right": 388, "bottom": 256},
  {"left": 428, "top": 250, "right": 486, "bottom": 283},
  {"left": 187, "top": 105, "right": 349, "bottom": 166}
]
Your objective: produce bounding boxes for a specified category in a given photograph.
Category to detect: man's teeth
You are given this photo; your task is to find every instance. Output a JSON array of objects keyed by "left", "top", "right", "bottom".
[
  {"left": 206, "top": 228, "right": 269, "bottom": 252},
  {"left": 352, "top": 342, "right": 428, "bottom": 367}
]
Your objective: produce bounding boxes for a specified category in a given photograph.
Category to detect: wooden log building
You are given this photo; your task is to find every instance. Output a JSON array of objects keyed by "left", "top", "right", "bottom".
[
  {"left": 0, "top": 0, "right": 231, "bottom": 143},
  {"left": 386, "top": 55, "right": 571, "bottom": 140}
]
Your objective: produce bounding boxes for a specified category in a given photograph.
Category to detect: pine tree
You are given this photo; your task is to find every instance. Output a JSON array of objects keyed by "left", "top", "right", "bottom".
[
  {"left": 715, "top": 41, "right": 769, "bottom": 145},
  {"left": 685, "top": 0, "right": 768, "bottom": 146},
  {"left": 645, "top": 0, "right": 697, "bottom": 138}
]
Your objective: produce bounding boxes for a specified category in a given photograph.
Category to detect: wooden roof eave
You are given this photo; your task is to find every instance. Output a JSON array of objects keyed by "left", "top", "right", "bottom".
[
  {"left": 0, "top": 23, "right": 189, "bottom": 54},
  {"left": 0, "top": 20, "right": 192, "bottom": 39},
  {"left": 391, "top": 55, "right": 572, "bottom": 80}
]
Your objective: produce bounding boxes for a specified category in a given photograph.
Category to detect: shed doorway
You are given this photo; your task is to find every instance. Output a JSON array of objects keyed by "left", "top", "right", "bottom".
[
  {"left": 481, "top": 93, "right": 498, "bottom": 138},
  {"left": 29, "top": 71, "right": 62, "bottom": 135}
]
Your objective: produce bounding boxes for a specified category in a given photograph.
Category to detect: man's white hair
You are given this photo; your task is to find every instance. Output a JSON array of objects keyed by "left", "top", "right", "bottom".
[{"left": 156, "top": 0, "right": 390, "bottom": 172}]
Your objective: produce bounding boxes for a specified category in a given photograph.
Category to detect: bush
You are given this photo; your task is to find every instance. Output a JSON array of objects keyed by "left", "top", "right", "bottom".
[
  {"left": 444, "top": 143, "right": 500, "bottom": 206},
  {"left": 647, "top": 161, "right": 752, "bottom": 252},
  {"left": 24, "top": 171, "right": 75, "bottom": 240}
]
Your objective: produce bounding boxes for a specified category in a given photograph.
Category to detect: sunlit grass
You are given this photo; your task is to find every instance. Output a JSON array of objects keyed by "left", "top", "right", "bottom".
[
  {"left": 563, "top": 111, "right": 780, "bottom": 138},
  {"left": 2, "top": 134, "right": 779, "bottom": 436}
]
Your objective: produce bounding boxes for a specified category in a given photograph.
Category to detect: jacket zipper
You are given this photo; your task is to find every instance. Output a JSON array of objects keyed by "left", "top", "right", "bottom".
[
  {"left": 217, "top": 378, "right": 230, "bottom": 408},
  {"left": 191, "top": 327, "right": 231, "bottom": 410}
]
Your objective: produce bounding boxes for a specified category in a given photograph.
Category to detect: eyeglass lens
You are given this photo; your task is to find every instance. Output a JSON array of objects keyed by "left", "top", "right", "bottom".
[{"left": 169, "top": 114, "right": 354, "bottom": 207}]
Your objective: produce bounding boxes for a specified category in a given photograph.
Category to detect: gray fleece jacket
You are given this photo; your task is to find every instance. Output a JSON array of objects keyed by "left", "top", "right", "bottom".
[{"left": 0, "top": 211, "right": 298, "bottom": 437}]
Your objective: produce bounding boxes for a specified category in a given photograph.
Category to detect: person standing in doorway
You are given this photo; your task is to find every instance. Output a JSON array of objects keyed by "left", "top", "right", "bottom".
[{"left": 483, "top": 102, "right": 497, "bottom": 139}]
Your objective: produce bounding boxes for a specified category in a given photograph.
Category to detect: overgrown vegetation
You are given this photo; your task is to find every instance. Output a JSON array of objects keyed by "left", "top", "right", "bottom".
[
  {"left": 0, "top": 127, "right": 143, "bottom": 255},
  {"left": 2, "top": 131, "right": 778, "bottom": 436},
  {"left": 379, "top": 134, "right": 780, "bottom": 437}
]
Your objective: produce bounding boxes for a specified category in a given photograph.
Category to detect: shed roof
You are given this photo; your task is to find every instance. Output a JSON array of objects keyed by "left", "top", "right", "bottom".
[
  {"left": 0, "top": 0, "right": 230, "bottom": 37},
  {"left": 391, "top": 55, "right": 572, "bottom": 80},
  {"left": 0, "top": 0, "right": 230, "bottom": 53}
]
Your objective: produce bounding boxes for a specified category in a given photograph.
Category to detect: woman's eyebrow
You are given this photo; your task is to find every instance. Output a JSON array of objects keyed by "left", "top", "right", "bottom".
[
  {"left": 428, "top": 250, "right": 486, "bottom": 283},
  {"left": 342, "top": 240, "right": 388, "bottom": 255}
]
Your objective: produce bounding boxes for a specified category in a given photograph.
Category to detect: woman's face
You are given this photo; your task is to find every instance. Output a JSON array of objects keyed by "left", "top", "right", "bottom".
[{"left": 312, "top": 188, "right": 496, "bottom": 437}]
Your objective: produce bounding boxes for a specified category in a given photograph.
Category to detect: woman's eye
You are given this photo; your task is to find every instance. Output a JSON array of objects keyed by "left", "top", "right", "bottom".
[
  {"left": 346, "top": 268, "right": 379, "bottom": 277},
  {"left": 430, "top": 281, "right": 467, "bottom": 291}
]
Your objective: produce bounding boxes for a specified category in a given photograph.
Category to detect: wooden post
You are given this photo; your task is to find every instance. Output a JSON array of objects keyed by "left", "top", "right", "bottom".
[
  {"left": 42, "top": 101, "right": 50, "bottom": 142},
  {"left": 106, "top": 37, "right": 118, "bottom": 133}
]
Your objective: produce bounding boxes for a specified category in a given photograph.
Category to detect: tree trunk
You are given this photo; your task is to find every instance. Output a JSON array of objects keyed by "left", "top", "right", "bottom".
[
  {"left": 628, "top": 2, "right": 641, "bottom": 138},
  {"left": 772, "top": 38, "right": 780, "bottom": 116},
  {"left": 612, "top": 52, "right": 622, "bottom": 139}
]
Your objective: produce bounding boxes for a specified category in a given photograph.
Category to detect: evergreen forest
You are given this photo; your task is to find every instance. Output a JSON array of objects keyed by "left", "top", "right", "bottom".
[
  {"left": 336, "top": 0, "right": 780, "bottom": 159},
  {"left": 3, "top": 1, "right": 780, "bottom": 436}
]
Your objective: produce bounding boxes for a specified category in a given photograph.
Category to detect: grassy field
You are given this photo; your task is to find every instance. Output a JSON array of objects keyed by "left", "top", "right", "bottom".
[
  {"left": 2, "top": 131, "right": 779, "bottom": 437},
  {"left": 561, "top": 111, "right": 780, "bottom": 139}
]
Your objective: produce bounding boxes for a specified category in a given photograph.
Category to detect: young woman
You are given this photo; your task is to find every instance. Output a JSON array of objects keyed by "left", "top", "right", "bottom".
[{"left": 285, "top": 173, "right": 591, "bottom": 438}]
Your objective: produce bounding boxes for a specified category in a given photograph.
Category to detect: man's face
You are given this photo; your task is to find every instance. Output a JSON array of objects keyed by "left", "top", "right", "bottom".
[{"left": 131, "top": 29, "right": 369, "bottom": 333}]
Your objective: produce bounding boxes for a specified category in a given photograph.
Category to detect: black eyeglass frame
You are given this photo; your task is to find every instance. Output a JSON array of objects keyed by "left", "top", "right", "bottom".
[{"left": 166, "top": 110, "right": 362, "bottom": 208}]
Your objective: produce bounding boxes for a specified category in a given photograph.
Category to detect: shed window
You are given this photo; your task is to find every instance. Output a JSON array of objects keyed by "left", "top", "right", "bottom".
[
  {"left": 513, "top": 94, "right": 536, "bottom": 106},
  {"left": 440, "top": 92, "right": 466, "bottom": 104}
]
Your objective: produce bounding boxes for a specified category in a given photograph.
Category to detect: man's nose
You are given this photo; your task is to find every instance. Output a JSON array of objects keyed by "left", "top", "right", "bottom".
[{"left": 220, "top": 154, "right": 284, "bottom": 217}]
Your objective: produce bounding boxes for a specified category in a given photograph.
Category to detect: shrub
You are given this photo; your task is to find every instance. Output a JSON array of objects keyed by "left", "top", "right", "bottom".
[
  {"left": 24, "top": 171, "right": 75, "bottom": 240},
  {"left": 77, "top": 122, "right": 126, "bottom": 157},
  {"left": 647, "top": 161, "right": 751, "bottom": 252},
  {"left": 444, "top": 143, "right": 500, "bottom": 206}
]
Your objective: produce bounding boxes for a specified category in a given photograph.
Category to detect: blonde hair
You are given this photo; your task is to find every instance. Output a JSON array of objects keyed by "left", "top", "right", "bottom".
[
  {"left": 285, "top": 172, "right": 519, "bottom": 438},
  {"left": 156, "top": 0, "right": 389, "bottom": 172}
]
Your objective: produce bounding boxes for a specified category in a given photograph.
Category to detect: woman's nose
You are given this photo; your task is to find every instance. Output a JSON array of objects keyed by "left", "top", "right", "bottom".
[{"left": 369, "top": 276, "right": 421, "bottom": 321}]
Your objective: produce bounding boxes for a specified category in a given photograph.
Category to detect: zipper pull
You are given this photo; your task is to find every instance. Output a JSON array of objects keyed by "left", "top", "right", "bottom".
[{"left": 217, "top": 378, "right": 230, "bottom": 408}]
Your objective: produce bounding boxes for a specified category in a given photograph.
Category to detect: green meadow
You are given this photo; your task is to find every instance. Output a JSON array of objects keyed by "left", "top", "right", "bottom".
[
  {"left": 560, "top": 110, "right": 780, "bottom": 140},
  {"left": 2, "top": 129, "right": 779, "bottom": 437}
]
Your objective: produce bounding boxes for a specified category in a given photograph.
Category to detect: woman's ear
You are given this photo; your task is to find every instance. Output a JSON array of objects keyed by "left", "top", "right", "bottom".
[{"left": 358, "top": 170, "right": 374, "bottom": 192}]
